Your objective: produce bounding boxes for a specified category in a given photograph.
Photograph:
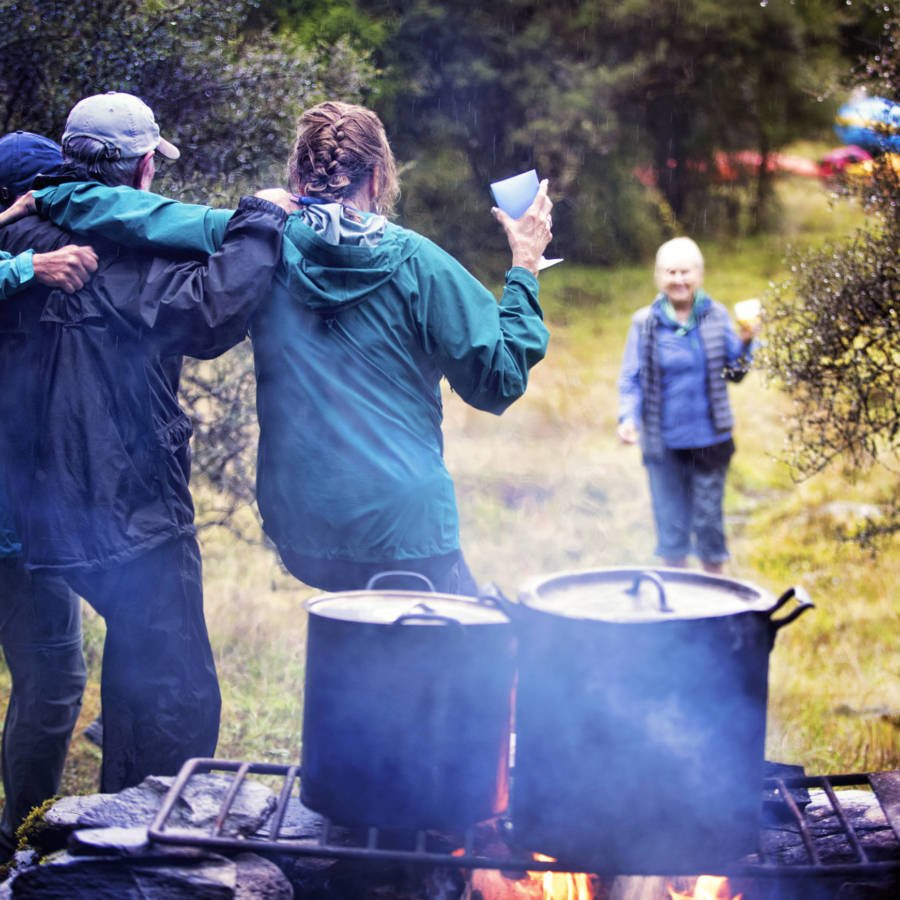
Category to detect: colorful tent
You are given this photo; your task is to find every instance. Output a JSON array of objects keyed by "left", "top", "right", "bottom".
[
  {"left": 818, "top": 145, "right": 872, "bottom": 179},
  {"left": 834, "top": 95, "right": 900, "bottom": 153}
]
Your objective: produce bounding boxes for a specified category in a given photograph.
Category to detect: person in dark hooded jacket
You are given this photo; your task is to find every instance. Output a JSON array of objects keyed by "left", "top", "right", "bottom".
[
  {"left": 0, "top": 93, "right": 287, "bottom": 794},
  {"left": 0, "top": 131, "right": 94, "bottom": 859},
  {"left": 3, "top": 101, "right": 552, "bottom": 596}
]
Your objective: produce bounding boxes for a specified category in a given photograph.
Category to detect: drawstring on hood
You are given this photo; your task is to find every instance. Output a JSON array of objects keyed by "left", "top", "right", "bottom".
[{"left": 293, "top": 196, "right": 387, "bottom": 248}]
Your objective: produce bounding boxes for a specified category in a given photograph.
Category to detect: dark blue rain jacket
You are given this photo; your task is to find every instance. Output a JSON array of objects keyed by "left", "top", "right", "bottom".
[{"left": 1, "top": 180, "right": 285, "bottom": 572}]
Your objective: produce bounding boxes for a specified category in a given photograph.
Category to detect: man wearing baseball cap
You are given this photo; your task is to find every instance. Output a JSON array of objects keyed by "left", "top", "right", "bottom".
[
  {"left": 0, "top": 131, "right": 91, "bottom": 860},
  {"left": 62, "top": 91, "right": 180, "bottom": 164},
  {"left": 0, "top": 93, "right": 287, "bottom": 796}
]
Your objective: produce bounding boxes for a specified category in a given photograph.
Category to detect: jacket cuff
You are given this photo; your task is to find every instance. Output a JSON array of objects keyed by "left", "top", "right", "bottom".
[
  {"left": 505, "top": 265, "right": 539, "bottom": 290},
  {"left": 14, "top": 249, "right": 34, "bottom": 287}
]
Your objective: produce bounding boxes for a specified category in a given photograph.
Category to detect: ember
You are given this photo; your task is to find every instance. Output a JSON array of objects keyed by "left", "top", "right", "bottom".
[
  {"left": 466, "top": 854, "right": 597, "bottom": 899},
  {"left": 668, "top": 875, "right": 741, "bottom": 900}
]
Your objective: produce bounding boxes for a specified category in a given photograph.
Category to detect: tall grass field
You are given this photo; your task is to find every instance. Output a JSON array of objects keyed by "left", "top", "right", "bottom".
[{"left": 1, "top": 170, "right": 897, "bottom": 808}]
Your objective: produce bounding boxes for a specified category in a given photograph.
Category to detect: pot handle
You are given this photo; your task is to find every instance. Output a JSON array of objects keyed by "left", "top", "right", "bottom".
[
  {"left": 478, "top": 582, "right": 520, "bottom": 621},
  {"left": 768, "top": 586, "right": 814, "bottom": 632},
  {"left": 626, "top": 570, "right": 674, "bottom": 614},
  {"left": 392, "top": 607, "right": 464, "bottom": 629},
  {"left": 365, "top": 570, "right": 437, "bottom": 592}
]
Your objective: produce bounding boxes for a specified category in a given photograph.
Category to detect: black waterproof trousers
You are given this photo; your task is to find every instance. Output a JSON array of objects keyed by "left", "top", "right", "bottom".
[
  {"left": 67, "top": 534, "right": 220, "bottom": 793},
  {"left": 0, "top": 559, "right": 85, "bottom": 852}
]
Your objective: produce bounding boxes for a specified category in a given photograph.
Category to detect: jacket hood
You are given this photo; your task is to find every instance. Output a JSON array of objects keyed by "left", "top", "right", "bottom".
[
  {"left": 281, "top": 205, "right": 423, "bottom": 314},
  {"left": 32, "top": 164, "right": 102, "bottom": 189}
]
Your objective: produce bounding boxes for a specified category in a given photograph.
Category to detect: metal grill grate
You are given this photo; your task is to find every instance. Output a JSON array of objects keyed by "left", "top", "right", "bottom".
[{"left": 147, "top": 760, "right": 900, "bottom": 878}]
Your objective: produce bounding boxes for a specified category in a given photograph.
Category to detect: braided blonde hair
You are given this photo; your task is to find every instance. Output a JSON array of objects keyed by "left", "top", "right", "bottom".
[{"left": 287, "top": 101, "right": 399, "bottom": 216}]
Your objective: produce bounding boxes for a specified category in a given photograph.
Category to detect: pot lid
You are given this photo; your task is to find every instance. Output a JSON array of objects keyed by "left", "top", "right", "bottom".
[
  {"left": 517, "top": 567, "right": 774, "bottom": 622},
  {"left": 306, "top": 591, "right": 510, "bottom": 626}
]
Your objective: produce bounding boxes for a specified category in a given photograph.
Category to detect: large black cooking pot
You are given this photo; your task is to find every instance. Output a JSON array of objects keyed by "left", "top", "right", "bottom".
[
  {"left": 498, "top": 567, "right": 813, "bottom": 875},
  {"left": 300, "top": 575, "right": 515, "bottom": 830}
]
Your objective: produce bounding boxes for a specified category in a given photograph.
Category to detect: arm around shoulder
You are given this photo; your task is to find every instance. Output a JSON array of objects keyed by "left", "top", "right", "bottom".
[
  {"left": 147, "top": 195, "right": 287, "bottom": 358},
  {"left": 34, "top": 183, "right": 234, "bottom": 256}
]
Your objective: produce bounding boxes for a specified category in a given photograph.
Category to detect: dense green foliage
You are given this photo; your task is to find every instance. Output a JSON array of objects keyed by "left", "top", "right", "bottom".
[
  {"left": 0, "top": 0, "right": 377, "bottom": 514},
  {"left": 0, "top": 0, "right": 893, "bottom": 529},
  {"left": 0, "top": 0, "right": 876, "bottom": 258},
  {"left": 328, "top": 0, "right": 853, "bottom": 265},
  {"left": 763, "top": 7, "right": 899, "bottom": 543},
  {"left": 0, "top": 0, "right": 376, "bottom": 203}
]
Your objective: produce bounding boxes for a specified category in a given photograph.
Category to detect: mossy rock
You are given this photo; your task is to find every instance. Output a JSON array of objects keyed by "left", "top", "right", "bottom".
[{"left": 15, "top": 797, "right": 71, "bottom": 857}]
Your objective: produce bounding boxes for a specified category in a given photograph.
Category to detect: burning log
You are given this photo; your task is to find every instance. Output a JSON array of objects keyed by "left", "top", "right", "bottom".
[
  {"left": 465, "top": 865, "right": 602, "bottom": 899},
  {"left": 668, "top": 876, "right": 742, "bottom": 900}
]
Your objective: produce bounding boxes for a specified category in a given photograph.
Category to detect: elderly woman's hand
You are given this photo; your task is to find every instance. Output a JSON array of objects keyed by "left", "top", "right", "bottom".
[
  {"left": 492, "top": 179, "right": 553, "bottom": 276},
  {"left": 617, "top": 420, "right": 640, "bottom": 445},
  {"left": 737, "top": 319, "right": 762, "bottom": 344}
]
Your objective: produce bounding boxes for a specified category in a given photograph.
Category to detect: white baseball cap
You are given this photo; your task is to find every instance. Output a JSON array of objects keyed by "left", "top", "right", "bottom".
[{"left": 62, "top": 91, "right": 180, "bottom": 161}]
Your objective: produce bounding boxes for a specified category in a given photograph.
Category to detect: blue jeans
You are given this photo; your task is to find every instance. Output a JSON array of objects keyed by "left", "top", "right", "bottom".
[
  {"left": 645, "top": 448, "right": 730, "bottom": 565},
  {"left": 0, "top": 559, "right": 85, "bottom": 853}
]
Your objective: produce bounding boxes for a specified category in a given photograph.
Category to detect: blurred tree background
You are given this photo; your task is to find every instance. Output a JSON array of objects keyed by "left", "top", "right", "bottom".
[
  {"left": 0, "top": 0, "right": 895, "bottom": 537},
  {"left": 762, "top": 8, "right": 900, "bottom": 544}
]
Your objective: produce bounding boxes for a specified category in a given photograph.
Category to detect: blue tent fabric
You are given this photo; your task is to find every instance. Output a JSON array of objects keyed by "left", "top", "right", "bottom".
[{"left": 834, "top": 96, "right": 900, "bottom": 153}]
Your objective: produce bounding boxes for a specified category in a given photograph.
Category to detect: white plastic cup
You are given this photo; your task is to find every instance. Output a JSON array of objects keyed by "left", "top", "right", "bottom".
[{"left": 734, "top": 298, "right": 762, "bottom": 328}]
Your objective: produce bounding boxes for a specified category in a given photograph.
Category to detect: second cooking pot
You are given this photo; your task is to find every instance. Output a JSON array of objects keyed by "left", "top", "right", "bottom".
[
  {"left": 301, "top": 576, "right": 515, "bottom": 830},
  {"left": 499, "top": 567, "right": 813, "bottom": 874}
]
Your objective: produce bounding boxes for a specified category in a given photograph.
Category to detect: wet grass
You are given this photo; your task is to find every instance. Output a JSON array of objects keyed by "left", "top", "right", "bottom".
[{"left": 0, "top": 169, "right": 896, "bottom": 809}]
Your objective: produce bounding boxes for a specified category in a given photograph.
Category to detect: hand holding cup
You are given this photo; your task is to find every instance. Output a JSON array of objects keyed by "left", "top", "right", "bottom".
[{"left": 733, "top": 298, "right": 762, "bottom": 342}]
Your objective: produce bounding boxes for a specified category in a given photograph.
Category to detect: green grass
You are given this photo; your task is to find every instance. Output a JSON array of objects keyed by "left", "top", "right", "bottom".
[{"left": 1, "top": 169, "right": 896, "bottom": 809}]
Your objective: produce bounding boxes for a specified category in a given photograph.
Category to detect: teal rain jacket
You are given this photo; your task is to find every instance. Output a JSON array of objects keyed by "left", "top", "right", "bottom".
[
  {"left": 0, "top": 250, "right": 35, "bottom": 300},
  {"left": 35, "top": 184, "right": 549, "bottom": 565}
]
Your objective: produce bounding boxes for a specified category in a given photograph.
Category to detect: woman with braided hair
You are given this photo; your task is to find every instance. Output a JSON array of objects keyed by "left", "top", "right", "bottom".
[
  {"left": 12, "top": 100, "right": 553, "bottom": 594},
  {"left": 251, "top": 101, "right": 552, "bottom": 593}
]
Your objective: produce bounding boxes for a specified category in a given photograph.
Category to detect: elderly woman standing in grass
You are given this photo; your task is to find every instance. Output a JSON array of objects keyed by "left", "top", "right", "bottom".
[{"left": 617, "top": 237, "right": 759, "bottom": 574}]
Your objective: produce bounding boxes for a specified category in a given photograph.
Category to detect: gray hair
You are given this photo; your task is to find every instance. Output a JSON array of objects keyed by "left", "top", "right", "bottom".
[
  {"left": 655, "top": 236, "right": 704, "bottom": 273},
  {"left": 62, "top": 135, "right": 142, "bottom": 187}
]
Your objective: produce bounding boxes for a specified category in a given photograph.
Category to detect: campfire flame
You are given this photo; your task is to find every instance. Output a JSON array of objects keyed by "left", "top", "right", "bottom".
[
  {"left": 668, "top": 875, "right": 742, "bottom": 900},
  {"left": 466, "top": 853, "right": 596, "bottom": 899}
]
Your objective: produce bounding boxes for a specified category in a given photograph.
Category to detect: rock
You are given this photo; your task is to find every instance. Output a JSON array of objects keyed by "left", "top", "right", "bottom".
[
  {"left": 5, "top": 850, "right": 237, "bottom": 899},
  {"left": 68, "top": 826, "right": 159, "bottom": 856},
  {"left": 44, "top": 794, "right": 116, "bottom": 828},
  {"left": 233, "top": 853, "right": 293, "bottom": 899},
  {"left": 257, "top": 797, "right": 328, "bottom": 840},
  {"left": 72, "top": 773, "right": 275, "bottom": 838}
]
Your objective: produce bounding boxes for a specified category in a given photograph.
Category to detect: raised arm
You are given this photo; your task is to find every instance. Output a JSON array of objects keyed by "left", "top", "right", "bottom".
[
  {"left": 491, "top": 178, "right": 553, "bottom": 276},
  {"left": 723, "top": 315, "right": 759, "bottom": 383}
]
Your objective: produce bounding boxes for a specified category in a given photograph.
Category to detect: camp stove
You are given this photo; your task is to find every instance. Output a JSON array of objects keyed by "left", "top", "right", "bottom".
[{"left": 148, "top": 759, "right": 900, "bottom": 886}]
